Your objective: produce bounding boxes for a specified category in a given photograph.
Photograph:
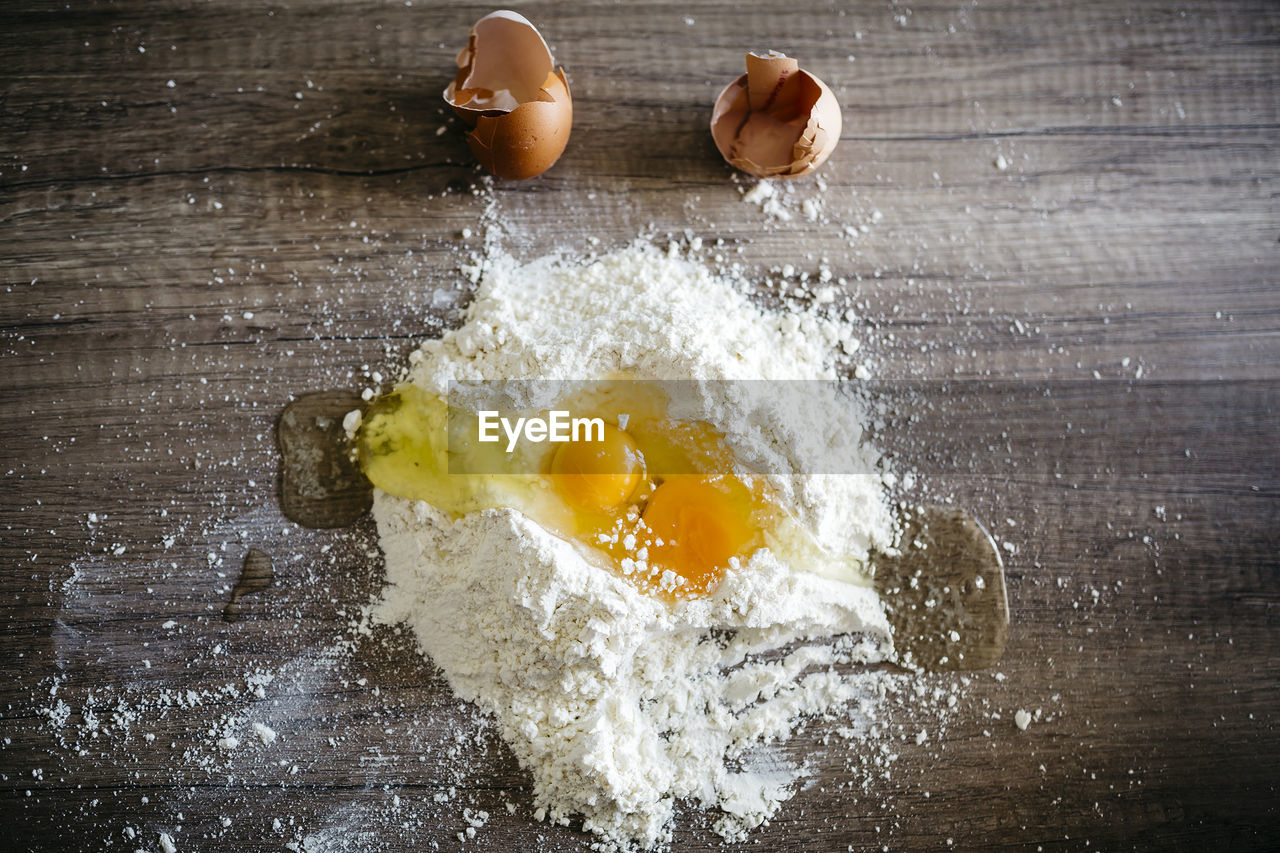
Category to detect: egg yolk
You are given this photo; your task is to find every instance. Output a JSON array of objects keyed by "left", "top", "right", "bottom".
[
  {"left": 549, "top": 423, "right": 645, "bottom": 510},
  {"left": 355, "top": 382, "right": 801, "bottom": 602},
  {"left": 641, "top": 476, "right": 758, "bottom": 594}
]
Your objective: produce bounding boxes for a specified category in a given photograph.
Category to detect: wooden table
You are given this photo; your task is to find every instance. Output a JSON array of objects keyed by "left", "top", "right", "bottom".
[{"left": 3, "top": 1, "right": 1277, "bottom": 850}]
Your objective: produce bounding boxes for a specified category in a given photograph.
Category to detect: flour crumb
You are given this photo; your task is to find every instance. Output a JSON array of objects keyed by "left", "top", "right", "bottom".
[{"left": 740, "top": 179, "right": 792, "bottom": 221}]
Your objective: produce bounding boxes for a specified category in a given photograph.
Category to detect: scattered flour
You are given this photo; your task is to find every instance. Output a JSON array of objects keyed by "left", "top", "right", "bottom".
[
  {"left": 372, "top": 241, "right": 899, "bottom": 848},
  {"left": 739, "top": 177, "right": 830, "bottom": 223}
]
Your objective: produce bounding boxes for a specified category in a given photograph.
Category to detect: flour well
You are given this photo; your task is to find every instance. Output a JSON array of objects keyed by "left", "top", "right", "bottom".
[{"left": 372, "top": 241, "right": 898, "bottom": 848}]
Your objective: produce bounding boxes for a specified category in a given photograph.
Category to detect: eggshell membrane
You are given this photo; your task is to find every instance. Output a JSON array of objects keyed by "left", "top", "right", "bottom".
[
  {"left": 443, "top": 10, "right": 573, "bottom": 180},
  {"left": 710, "top": 51, "right": 841, "bottom": 179}
]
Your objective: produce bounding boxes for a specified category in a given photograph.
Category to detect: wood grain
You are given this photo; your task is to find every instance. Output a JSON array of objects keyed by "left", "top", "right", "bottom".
[{"left": 2, "top": 1, "right": 1278, "bottom": 850}]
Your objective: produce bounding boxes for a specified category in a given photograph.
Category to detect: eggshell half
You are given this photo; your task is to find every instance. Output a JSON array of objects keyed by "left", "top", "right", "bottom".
[
  {"left": 444, "top": 10, "right": 572, "bottom": 180},
  {"left": 710, "top": 51, "right": 842, "bottom": 179}
]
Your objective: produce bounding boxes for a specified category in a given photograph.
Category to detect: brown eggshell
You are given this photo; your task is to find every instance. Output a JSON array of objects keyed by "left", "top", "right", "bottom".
[
  {"left": 710, "top": 51, "right": 842, "bottom": 179},
  {"left": 443, "top": 10, "right": 573, "bottom": 180}
]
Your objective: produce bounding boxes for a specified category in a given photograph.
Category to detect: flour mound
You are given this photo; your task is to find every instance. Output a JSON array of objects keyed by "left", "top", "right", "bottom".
[{"left": 372, "top": 241, "right": 896, "bottom": 848}]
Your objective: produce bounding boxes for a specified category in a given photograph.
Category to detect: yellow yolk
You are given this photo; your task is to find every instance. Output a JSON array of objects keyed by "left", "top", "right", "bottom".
[
  {"left": 640, "top": 476, "right": 758, "bottom": 595},
  {"left": 549, "top": 423, "right": 644, "bottom": 510}
]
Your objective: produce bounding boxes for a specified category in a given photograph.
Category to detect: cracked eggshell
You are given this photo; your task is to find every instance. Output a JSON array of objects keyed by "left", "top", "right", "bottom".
[
  {"left": 444, "top": 10, "right": 572, "bottom": 180},
  {"left": 710, "top": 51, "right": 842, "bottom": 179}
]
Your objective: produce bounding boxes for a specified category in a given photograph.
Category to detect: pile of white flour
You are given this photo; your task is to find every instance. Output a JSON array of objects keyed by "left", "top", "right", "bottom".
[{"left": 371, "top": 241, "right": 898, "bottom": 848}]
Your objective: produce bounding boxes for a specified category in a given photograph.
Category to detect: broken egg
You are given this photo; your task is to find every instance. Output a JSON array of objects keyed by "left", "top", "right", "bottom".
[
  {"left": 710, "top": 51, "right": 842, "bottom": 179},
  {"left": 356, "top": 381, "right": 871, "bottom": 601},
  {"left": 444, "top": 10, "right": 572, "bottom": 180}
]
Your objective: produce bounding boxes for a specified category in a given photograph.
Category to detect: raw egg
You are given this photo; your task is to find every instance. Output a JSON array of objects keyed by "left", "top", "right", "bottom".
[
  {"left": 356, "top": 381, "right": 866, "bottom": 600},
  {"left": 444, "top": 10, "right": 572, "bottom": 180},
  {"left": 640, "top": 476, "right": 758, "bottom": 594},
  {"left": 549, "top": 423, "right": 645, "bottom": 510},
  {"left": 710, "top": 51, "right": 841, "bottom": 179}
]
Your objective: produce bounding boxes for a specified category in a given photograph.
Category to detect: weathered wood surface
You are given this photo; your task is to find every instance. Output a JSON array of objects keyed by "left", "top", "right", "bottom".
[{"left": 2, "top": 0, "right": 1277, "bottom": 850}]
